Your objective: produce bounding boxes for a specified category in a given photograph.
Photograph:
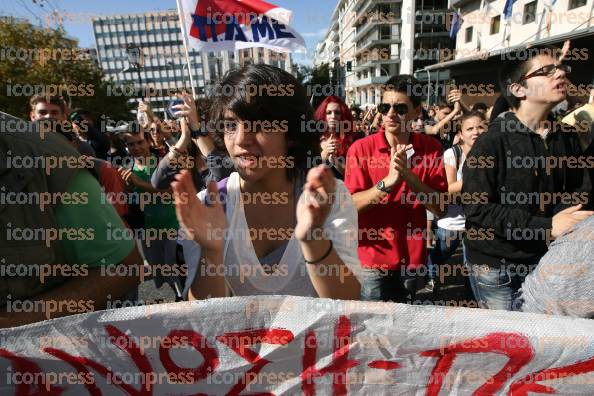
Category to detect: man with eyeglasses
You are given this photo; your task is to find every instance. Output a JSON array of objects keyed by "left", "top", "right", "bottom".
[
  {"left": 345, "top": 75, "right": 448, "bottom": 303},
  {"left": 462, "top": 45, "right": 593, "bottom": 311}
]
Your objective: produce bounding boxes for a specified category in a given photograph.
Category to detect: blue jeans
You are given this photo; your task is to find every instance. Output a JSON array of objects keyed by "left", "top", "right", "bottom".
[
  {"left": 464, "top": 257, "right": 533, "bottom": 311},
  {"left": 428, "top": 227, "right": 463, "bottom": 280},
  {"left": 360, "top": 267, "right": 424, "bottom": 303}
]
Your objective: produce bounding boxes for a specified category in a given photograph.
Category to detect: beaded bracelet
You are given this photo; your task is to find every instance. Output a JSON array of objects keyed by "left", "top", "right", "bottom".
[{"left": 304, "top": 239, "right": 333, "bottom": 265}]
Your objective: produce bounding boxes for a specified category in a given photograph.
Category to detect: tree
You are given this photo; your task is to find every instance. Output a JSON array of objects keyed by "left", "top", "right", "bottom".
[
  {"left": 307, "top": 64, "right": 332, "bottom": 110},
  {"left": 0, "top": 19, "right": 132, "bottom": 122},
  {"left": 293, "top": 64, "right": 312, "bottom": 86}
]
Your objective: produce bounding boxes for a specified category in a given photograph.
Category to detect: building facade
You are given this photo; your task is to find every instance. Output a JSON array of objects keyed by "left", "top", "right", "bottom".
[
  {"left": 450, "top": 0, "right": 593, "bottom": 58},
  {"left": 92, "top": 11, "right": 294, "bottom": 116},
  {"left": 423, "top": 0, "right": 594, "bottom": 105},
  {"left": 315, "top": 0, "right": 453, "bottom": 107}
]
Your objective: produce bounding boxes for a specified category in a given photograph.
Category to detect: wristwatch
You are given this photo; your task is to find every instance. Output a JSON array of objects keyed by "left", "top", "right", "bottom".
[
  {"left": 376, "top": 179, "right": 392, "bottom": 193},
  {"left": 190, "top": 125, "right": 209, "bottom": 138}
]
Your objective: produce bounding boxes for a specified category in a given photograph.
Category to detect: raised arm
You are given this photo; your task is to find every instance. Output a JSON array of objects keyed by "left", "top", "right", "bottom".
[
  {"left": 172, "top": 170, "right": 228, "bottom": 300},
  {"left": 295, "top": 165, "right": 360, "bottom": 300}
]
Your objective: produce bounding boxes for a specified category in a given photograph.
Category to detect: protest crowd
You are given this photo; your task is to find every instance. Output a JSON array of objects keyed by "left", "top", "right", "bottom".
[{"left": 2, "top": 40, "right": 594, "bottom": 331}]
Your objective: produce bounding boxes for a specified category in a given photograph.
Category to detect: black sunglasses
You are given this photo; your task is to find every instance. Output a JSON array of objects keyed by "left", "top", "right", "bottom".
[
  {"left": 519, "top": 64, "right": 571, "bottom": 82},
  {"left": 377, "top": 103, "right": 409, "bottom": 115}
]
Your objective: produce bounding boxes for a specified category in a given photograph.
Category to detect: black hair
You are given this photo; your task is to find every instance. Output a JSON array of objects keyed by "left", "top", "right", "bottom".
[
  {"left": 472, "top": 102, "right": 488, "bottom": 112},
  {"left": 70, "top": 108, "right": 91, "bottom": 117},
  {"left": 350, "top": 106, "right": 362, "bottom": 118},
  {"left": 460, "top": 109, "right": 486, "bottom": 125},
  {"left": 209, "top": 64, "right": 318, "bottom": 180},
  {"left": 499, "top": 45, "right": 561, "bottom": 109},
  {"left": 489, "top": 94, "right": 510, "bottom": 123},
  {"left": 384, "top": 74, "right": 424, "bottom": 107}
]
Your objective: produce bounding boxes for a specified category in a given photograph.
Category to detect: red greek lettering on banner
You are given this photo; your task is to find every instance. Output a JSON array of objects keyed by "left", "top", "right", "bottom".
[
  {"left": 421, "top": 332, "right": 534, "bottom": 395},
  {"left": 0, "top": 348, "right": 64, "bottom": 396},
  {"left": 159, "top": 329, "right": 219, "bottom": 386},
  {"left": 301, "top": 315, "right": 359, "bottom": 396},
  {"left": 216, "top": 328, "right": 294, "bottom": 395},
  {"left": 508, "top": 354, "right": 594, "bottom": 396},
  {"left": 44, "top": 324, "right": 154, "bottom": 396}
]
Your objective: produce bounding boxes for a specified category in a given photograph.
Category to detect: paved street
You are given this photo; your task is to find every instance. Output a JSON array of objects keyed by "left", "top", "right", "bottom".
[{"left": 137, "top": 247, "right": 475, "bottom": 308}]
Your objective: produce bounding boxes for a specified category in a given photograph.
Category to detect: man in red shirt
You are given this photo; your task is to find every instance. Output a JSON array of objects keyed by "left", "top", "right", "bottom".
[{"left": 345, "top": 75, "right": 447, "bottom": 302}]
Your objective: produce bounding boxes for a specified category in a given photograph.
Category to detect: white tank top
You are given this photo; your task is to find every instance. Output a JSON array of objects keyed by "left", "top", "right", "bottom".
[{"left": 181, "top": 172, "right": 362, "bottom": 297}]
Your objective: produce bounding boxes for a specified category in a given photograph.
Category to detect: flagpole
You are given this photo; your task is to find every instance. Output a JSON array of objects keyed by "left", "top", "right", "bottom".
[{"left": 176, "top": 0, "right": 198, "bottom": 99}]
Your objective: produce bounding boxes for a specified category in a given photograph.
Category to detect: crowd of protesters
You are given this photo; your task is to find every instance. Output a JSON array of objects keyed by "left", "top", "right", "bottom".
[{"left": 2, "top": 42, "right": 594, "bottom": 328}]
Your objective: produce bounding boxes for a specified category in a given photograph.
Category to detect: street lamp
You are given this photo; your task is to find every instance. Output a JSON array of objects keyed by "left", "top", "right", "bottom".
[{"left": 124, "top": 43, "right": 144, "bottom": 98}]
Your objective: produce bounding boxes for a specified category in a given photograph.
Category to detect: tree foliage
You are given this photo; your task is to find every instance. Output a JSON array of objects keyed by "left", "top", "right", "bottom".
[{"left": 0, "top": 19, "right": 132, "bottom": 121}]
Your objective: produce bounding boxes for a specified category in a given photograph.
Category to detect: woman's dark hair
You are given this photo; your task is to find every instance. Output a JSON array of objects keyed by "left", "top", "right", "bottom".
[
  {"left": 350, "top": 106, "right": 362, "bottom": 119},
  {"left": 472, "top": 102, "right": 488, "bottom": 112},
  {"left": 195, "top": 97, "right": 226, "bottom": 153},
  {"left": 209, "top": 64, "right": 319, "bottom": 180},
  {"left": 460, "top": 109, "right": 486, "bottom": 125}
]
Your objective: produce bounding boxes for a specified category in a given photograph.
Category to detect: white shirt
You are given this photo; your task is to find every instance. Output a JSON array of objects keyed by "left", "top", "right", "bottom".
[
  {"left": 181, "top": 172, "right": 362, "bottom": 297},
  {"left": 437, "top": 147, "right": 466, "bottom": 231}
]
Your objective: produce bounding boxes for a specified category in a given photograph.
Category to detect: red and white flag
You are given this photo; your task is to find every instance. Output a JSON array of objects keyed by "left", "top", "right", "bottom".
[{"left": 178, "top": 0, "right": 306, "bottom": 52}]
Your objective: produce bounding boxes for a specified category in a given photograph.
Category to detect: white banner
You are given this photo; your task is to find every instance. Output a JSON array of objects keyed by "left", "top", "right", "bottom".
[
  {"left": 2, "top": 296, "right": 594, "bottom": 395},
  {"left": 179, "top": 0, "right": 306, "bottom": 53}
]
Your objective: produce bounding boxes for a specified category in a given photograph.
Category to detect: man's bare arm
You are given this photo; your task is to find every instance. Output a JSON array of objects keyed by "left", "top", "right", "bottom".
[{"left": 0, "top": 247, "right": 142, "bottom": 328}]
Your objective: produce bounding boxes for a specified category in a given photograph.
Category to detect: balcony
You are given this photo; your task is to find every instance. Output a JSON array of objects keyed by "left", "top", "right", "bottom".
[
  {"left": 415, "top": 31, "right": 449, "bottom": 39},
  {"left": 352, "top": 75, "right": 390, "bottom": 88},
  {"left": 415, "top": 9, "right": 451, "bottom": 27},
  {"left": 356, "top": 38, "right": 400, "bottom": 55},
  {"left": 355, "top": 0, "right": 401, "bottom": 16},
  {"left": 355, "top": 20, "right": 401, "bottom": 43},
  {"left": 449, "top": 0, "right": 474, "bottom": 8},
  {"left": 356, "top": 57, "right": 400, "bottom": 70},
  {"left": 413, "top": 48, "right": 441, "bottom": 61}
]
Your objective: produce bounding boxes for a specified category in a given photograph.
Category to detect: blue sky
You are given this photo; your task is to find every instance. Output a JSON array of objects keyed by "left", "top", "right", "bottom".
[{"left": 1, "top": 0, "right": 336, "bottom": 65}]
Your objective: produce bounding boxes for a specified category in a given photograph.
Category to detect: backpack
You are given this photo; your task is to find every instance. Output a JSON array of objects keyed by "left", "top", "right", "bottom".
[{"left": 452, "top": 144, "right": 463, "bottom": 171}]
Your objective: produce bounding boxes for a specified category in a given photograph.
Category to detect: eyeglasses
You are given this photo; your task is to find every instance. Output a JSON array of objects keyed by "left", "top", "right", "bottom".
[
  {"left": 377, "top": 103, "right": 409, "bottom": 116},
  {"left": 519, "top": 64, "right": 571, "bottom": 82}
]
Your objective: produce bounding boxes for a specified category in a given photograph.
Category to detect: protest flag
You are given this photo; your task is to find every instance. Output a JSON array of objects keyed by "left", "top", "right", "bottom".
[
  {"left": 449, "top": 10, "right": 463, "bottom": 39},
  {"left": 178, "top": 0, "right": 306, "bottom": 53},
  {"left": 503, "top": 0, "right": 516, "bottom": 20}
]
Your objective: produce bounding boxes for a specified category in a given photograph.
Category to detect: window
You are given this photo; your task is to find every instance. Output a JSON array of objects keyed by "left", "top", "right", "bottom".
[
  {"left": 523, "top": 1, "right": 537, "bottom": 24},
  {"left": 569, "top": 0, "right": 587, "bottom": 9},
  {"left": 465, "top": 26, "right": 473, "bottom": 43},
  {"left": 490, "top": 15, "right": 500, "bottom": 34},
  {"left": 380, "top": 25, "right": 391, "bottom": 40}
]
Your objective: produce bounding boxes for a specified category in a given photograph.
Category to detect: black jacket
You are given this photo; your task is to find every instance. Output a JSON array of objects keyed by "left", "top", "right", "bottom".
[{"left": 462, "top": 111, "right": 591, "bottom": 267}]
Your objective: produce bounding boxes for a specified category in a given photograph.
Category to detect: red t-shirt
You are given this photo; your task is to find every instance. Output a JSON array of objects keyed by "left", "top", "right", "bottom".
[
  {"left": 344, "top": 128, "right": 447, "bottom": 270},
  {"left": 92, "top": 159, "right": 129, "bottom": 219}
]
